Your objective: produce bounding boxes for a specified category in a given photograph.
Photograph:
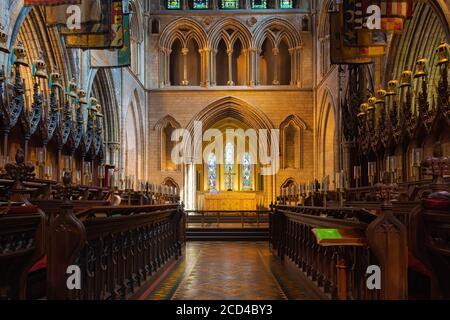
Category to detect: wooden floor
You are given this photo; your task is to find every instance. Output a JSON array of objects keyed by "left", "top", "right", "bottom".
[{"left": 147, "top": 242, "right": 309, "bottom": 300}]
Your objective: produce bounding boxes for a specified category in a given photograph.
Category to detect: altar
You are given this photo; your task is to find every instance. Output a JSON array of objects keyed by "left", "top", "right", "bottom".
[{"left": 197, "top": 192, "right": 263, "bottom": 211}]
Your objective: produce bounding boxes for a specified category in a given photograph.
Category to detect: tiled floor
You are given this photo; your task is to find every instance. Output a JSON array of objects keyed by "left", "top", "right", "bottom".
[
  {"left": 148, "top": 242, "right": 308, "bottom": 300},
  {"left": 187, "top": 223, "right": 269, "bottom": 229}
]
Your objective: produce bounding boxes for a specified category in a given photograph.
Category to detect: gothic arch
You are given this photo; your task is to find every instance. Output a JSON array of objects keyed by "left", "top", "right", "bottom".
[
  {"left": 208, "top": 18, "right": 252, "bottom": 51},
  {"left": 123, "top": 89, "right": 145, "bottom": 181},
  {"left": 155, "top": 115, "right": 182, "bottom": 172},
  {"left": 253, "top": 18, "right": 303, "bottom": 86},
  {"left": 385, "top": 1, "right": 450, "bottom": 86},
  {"left": 130, "top": 0, "right": 144, "bottom": 75},
  {"left": 162, "top": 177, "right": 180, "bottom": 191},
  {"left": 317, "top": 88, "right": 338, "bottom": 181},
  {"left": 253, "top": 17, "right": 302, "bottom": 50},
  {"left": 159, "top": 18, "right": 207, "bottom": 87},
  {"left": 280, "top": 178, "right": 298, "bottom": 191},
  {"left": 129, "top": 0, "right": 144, "bottom": 43},
  {"left": 208, "top": 18, "right": 252, "bottom": 86},
  {"left": 280, "top": 115, "right": 307, "bottom": 169},
  {"left": 159, "top": 18, "right": 208, "bottom": 50},
  {"left": 12, "top": 7, "right": 71, "bottom": 103},
  {"left": 91, "top": 69, "right": 120, "bottom": 166},
  {"left": 183, "top": 97, "right": 275, "bottom": 159},
  {"left": 317, "top": 0, "right": 334, "bottom": 76}
]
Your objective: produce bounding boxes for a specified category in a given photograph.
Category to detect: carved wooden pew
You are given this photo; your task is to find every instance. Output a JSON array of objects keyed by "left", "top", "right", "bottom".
[
  {"left": 47, "top": 193, "right": 185, "bottom": 300},
  {"left": 408, "top": 151, "right": 450, "bottom": 299},
  {"left": 270, "top": 201, "right": 408, "bottom": 300},
  {"left": 0, "top": 205, "right": 45, "bottom": 300}
]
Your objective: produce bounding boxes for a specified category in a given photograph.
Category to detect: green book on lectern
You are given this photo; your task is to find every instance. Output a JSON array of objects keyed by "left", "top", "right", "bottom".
[
  {"left": 313, "top": 228, "right": 342, "bottom": 241},
  {"left": 311, "top": 228, "right": 367, "bottom": 247}
]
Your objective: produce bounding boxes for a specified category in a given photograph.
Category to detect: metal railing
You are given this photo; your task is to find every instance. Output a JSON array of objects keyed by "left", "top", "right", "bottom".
[{"left": 185, "top": 210, "right": 270, "bottom": 228}]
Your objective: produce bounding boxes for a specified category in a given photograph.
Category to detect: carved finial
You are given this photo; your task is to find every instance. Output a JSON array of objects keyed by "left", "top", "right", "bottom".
[
  {"left": 15, "top": 148, "right": 25, "bottom": 165},
  {"left": 375, "top": 172, "right": 399, "bottom": 205},
  {"left": 421, "top": 142, "right": 449, "bottom": 185},
  {"left": 53, "top": 171, "right": 76, "bottom": 201},
  {"left": 0, "top": 149, "right": 35, "bottom": 204}
]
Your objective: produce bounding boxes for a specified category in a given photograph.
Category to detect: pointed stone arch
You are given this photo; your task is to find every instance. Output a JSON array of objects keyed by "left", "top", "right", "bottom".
[
  {"left": 208, "top": 18, "right": 252, "bottom": 86},
  {"left": 159, "top": 18, "right": 208, "bottom": 87},
  {"left": 253, "top": 18, "right": 303, "bottom": 86},
  {"left": 91, "top": 69, "right": 120, "bottom": 166},
  {"left": 162, "top": 177, "right": 180, "bottom": 191},
  {"left": 280, "top": 115, "right": 308, "bottom": 169},
  {"left": 317, "top": 88, "right": 338, "bottom": 181},
  {"left": 123, "top": 89, "right": 145, "bottom": 181},
  {"left": 129, "top": 0, "right": 144, "bottom": 75},
  {"left": 155, "top": 115, "right": 182, "bottom": 172}
]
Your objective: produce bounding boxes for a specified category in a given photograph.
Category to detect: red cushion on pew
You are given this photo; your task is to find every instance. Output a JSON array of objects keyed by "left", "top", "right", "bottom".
[
  {"left": 408, "top": 251, "right": 432, "bottom": 278},
  {"left": 29, "top": 256, "right": 47, "bottom": 274}
]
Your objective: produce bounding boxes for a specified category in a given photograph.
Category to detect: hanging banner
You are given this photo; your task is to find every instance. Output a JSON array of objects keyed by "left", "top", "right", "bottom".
[
  {"left": 89, "top": 14, "right": 131, "bottom": 68},
  {"left": 59, "top": 1, "right": 111, "bottom": 35},
  {"left": 342, "top": 0, "right": 387, "bottom": 47},
  {"left": 330, "top": 11, "right": 383, "bottom": 65},
  {"left": 381, "top": 0, "right": 413, "bottom": 18},
  {"left": 64, "top": 0, "right": 124, "bottom": 49},
  {"left": 40, "top": 0, "right": 103, "bottom": 26}
]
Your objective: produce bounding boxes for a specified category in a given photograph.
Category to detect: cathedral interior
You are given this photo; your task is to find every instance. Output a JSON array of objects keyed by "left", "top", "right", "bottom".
[{"left": 0, "top": 0, "right": 449, "bottom": 302}]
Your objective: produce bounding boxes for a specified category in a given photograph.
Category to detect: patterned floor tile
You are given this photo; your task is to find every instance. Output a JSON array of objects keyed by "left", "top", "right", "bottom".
[{"left": 147, "top": 242, "right": 308, "bottom": 300}]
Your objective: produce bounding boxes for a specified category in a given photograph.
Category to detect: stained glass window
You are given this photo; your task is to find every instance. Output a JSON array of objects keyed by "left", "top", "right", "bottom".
[
  {"left": 221, "top": 0, "right": 239, "bottom": 9},
  {"left": 251, "top": 0, "right": 267, "bottom": 9},
  {"left": 225, "top": 143, "right": 234, "bottom": 191},
  {"left": 280, "top": 0, "right": 293, "bottom": 9},
  {"left": 167, "top": 0, "right": 181, "bottom": 9},
  {"left": 207, "top": 153, "right": 217, "bottom": 191},
  {"left": 242, "top": 153, "right": 252, "bottom": 190},
  {"left": 193, "top": 0, "right": 209, "bottom": 9}
]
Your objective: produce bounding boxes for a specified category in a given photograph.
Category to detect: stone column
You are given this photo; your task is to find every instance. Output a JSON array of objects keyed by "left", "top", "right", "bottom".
[
  {"left": 163, "top": 48, "right": 172, "bottom": 87},
  {"left": 289, "top": 48, "right": 297, "bottom": 86},
  {"left": 272, "top": 47, "right": 280, "bottom": 85},
  {"left": 227, "top": 49, "right": 234, "bottom": 86},
  {"left": 297, "top": 46, "right": 303, "bottom": 87},
  {"left": 181, "top": 47, "right": 189, "bottom": 86},
  {"left": 210, "top": 49, "right": 217, "bottom": 86},
  {"left": 248, "top": 48, "right": 257, "bottom": 86},
  {"left": 255, "top": 49, "right": 261, "bottom": 85},
  {"left": 242, "top": 48, "right": 248, "bottom": 86},
  {"left": 159, "top": 48, "right": 165, "bottom": 88},
  {"left": 201, "top": 48, "right": 212, "bottom": 87}
]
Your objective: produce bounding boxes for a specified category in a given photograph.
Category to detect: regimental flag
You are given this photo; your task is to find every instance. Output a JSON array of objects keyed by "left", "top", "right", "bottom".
[
  {"left": 64, "top": 0, "right": 124, "bottom": 49},
  {"left": 330, "top": 11, "right": 385, "bottom": 65},
  {"left": 343, "top": 0, "right": 411, "bottom": 33},
  {"left": 342, "top": 0, "right": 387, "bottom": 47},
  {"left": 381, "top": 0, "right": 413, "bottom": 18},
  {"left": 330, "top": 12, "right": 372, "bottom": 64},
  {"left": 381, "top": 17, "right": 404, "bottom": 31},
  {"left": 59, "top": 1, "right": 111, "bottom": 35},
  {"left": 43, "top": 0, "right": 102, "bottom": 26},
  {"left": 89, "top": 14, "right": 131, "bottom": 68}
]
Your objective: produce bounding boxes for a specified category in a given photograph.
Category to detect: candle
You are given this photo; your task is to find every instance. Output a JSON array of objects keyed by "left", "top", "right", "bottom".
[
  {"left": 37, "top": 148, "right": 45, "bottom": 165},
  {"left": 415, "top": 149, "right": 421, "bottom": 166},
  {"left": 64, "top": 156, "right": 71, "bottom": 172},
  {"left": 45, "top": 165, "right": 53, "bottom": 180},
  {"left": 75, "top": 170, "right": 81, "bottom": 185},
  {"left": 335, "top": 172, "right": 341, "bottom": 190}
]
